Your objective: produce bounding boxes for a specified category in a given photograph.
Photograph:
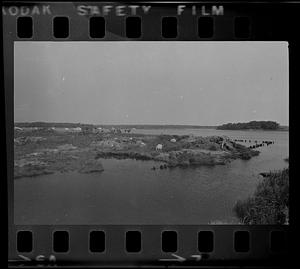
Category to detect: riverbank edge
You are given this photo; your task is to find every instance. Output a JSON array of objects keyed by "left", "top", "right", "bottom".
[{"left": 233, "top": 166, "right": 289, "bottom": 225}]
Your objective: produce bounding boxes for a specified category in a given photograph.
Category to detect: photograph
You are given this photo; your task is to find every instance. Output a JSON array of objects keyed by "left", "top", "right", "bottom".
[{"left": 14, "top": 41, "right": 289, "bottom": 225}]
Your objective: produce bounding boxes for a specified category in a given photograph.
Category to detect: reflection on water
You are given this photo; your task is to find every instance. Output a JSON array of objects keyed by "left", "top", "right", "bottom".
[{"left": 14, "top": 129, "right": 289, "bottom": 224}]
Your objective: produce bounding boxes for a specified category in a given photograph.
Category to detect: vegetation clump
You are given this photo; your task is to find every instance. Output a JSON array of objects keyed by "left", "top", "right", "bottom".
[
  {"left": 217, "top": 121, "right": 280, "bottom": 130},
  {"left": 233, "top": 167, "right": 289, "bottom": 224},
  {"left": 14, "top": 128, "right": 261, "bottom": 178}
]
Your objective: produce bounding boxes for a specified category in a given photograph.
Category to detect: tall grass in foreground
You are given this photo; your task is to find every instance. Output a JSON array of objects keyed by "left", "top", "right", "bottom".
[{"left": 233, "top": 167, "right": 289, "bottom": 224}]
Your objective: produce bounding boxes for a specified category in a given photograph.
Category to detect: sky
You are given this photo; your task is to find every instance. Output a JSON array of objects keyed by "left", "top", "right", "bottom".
[{"left": 14, "top": 41, "right": 289, "bottom": 126}]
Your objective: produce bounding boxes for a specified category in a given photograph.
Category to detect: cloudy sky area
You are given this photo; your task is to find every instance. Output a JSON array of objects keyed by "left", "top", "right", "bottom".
[{"left": 14, "top": 41, "right": 289, "bottom": 125}]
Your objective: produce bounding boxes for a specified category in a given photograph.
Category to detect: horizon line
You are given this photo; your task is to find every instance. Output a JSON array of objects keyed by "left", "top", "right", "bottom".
[{"left": 14, "top": 121, "right": 289, "bottom": 127}]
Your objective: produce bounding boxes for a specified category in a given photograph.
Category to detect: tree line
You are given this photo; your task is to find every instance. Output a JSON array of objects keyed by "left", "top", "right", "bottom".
[{"left": 217, "top": 121, "right": 280, "bottom": 130}]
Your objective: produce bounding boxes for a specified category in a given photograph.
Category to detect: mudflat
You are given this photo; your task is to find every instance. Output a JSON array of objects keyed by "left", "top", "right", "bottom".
[{"left": 14, "top": 129, "right": 259, "bottom": 179}]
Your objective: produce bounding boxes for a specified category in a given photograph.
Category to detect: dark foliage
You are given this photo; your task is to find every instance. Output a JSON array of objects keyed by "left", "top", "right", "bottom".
[
  {"left": 233, "top": 167, "right": 289, "bottom": 224},
  {"left": 217, "top": 121, "right": 280, "bottom": 130}
]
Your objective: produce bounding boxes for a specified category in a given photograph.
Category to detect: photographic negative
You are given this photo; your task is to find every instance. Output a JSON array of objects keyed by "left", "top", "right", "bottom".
[{"left": 14, "top": 41, "right": 289, "bottom": 225}]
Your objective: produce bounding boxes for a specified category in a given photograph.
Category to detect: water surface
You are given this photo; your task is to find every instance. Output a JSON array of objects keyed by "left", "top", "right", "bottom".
[{"left": 14, "top": 128, "right": 289, "bottom": 224}]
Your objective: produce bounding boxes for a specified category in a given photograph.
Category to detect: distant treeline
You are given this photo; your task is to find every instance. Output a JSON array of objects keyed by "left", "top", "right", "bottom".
[
  {"left": 14, "top": 122, "right": 217, "bottom": 129},
  {"left": 217, "top": 121, "right": 282, "bottom": 130},
  {"left": 14, "top": 121, "right": 288, "bottom": 131},
  {"left": 15, "top": 122, "right": 87, "bottom": 128}
]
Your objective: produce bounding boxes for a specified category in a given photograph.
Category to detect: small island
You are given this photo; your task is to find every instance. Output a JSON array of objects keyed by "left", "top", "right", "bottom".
[
  {"left": 14, "top": 124, "right": 260, "bottom": 179},
  {"left": 217, "top": 121, "right": 287, "bottom": 130}
]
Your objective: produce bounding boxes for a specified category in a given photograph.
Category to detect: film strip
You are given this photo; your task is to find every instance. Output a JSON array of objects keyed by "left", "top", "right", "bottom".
[{"left": 3, "top": 0, "right": 294, "bottom": 267}]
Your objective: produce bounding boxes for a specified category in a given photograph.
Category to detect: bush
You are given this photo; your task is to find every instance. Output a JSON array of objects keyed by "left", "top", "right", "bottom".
[{"left": 233, "top": 168, "right": 289, "bottom": 224}]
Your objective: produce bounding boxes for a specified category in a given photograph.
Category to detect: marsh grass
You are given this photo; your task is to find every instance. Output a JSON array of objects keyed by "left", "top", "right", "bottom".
[{"left": 234, "top": 167, "right": 289, "bottom": 224}]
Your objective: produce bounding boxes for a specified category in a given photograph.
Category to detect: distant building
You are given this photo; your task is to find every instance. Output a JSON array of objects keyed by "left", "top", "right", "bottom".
[{"left": 71, "top": 127, "right": 82, "bottom": 132}]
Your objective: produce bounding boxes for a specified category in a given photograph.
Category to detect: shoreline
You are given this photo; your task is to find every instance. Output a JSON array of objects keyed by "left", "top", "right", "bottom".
[
  {"left": 14, "top": 122, "right": 289, "bottom": 131},
  {"left": 14, "top": 131, "right": 260, "bottom": 179}
]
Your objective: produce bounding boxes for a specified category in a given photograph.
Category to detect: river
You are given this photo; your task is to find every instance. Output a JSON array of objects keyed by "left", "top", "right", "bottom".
[{"left": 14, "top": 128, "right": 289, "bottom": 225}]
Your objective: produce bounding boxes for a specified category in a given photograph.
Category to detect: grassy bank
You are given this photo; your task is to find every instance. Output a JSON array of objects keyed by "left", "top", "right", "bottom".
[
  {"left": 14, "top": 130, "right": 260, "bottom": 178},
  {"left": 233, "top": 167, "right": 289, "bottom": 224}
]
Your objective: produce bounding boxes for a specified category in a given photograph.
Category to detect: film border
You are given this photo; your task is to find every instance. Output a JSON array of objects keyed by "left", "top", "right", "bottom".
[{"left": 2, "top": 0, "right": 295, "bottom": 267}]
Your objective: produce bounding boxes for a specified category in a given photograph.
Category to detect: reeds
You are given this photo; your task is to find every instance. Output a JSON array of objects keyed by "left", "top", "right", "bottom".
[{"left": 233, "top": 167, "right": 289, "bottom": 224}]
